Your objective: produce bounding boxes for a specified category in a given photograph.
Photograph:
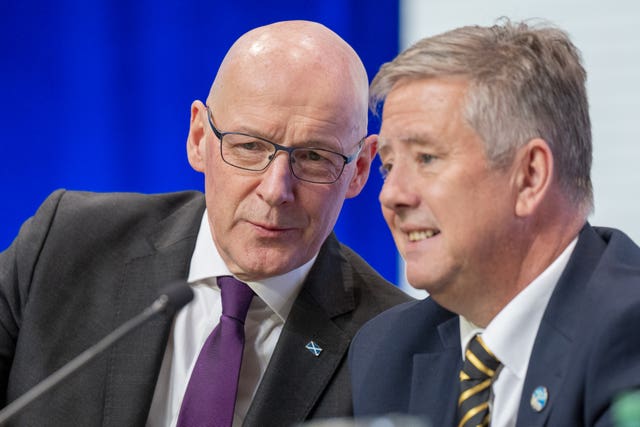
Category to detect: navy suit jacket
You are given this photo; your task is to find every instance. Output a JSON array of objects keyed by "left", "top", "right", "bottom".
[
  {"left": 350, "top": 224, "right": 640, "bottom": 426},
  {"left": 0, "top": 190, "right": 411, "bottom": 426}
]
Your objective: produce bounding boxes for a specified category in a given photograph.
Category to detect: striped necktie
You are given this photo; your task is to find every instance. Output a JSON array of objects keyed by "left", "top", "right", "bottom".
[{"left": 457, "top": 334, "right": 501, "bottom": 427}]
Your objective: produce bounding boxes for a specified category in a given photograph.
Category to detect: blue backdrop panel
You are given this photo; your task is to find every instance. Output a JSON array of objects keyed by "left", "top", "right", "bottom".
[{"left": 0, "top": 0, "right": 399, "bottom": 283}]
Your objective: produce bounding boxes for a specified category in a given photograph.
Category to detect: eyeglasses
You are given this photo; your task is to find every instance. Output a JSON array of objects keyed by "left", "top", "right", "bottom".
[{"left": 206, "top": 106, "right": 364, "bottom": 184}]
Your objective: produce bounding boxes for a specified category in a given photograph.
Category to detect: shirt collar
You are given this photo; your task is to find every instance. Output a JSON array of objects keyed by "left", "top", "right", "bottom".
[
  {"left": 188, "top": 211, "right": 316, "bottom": 322},
  {"left": 459, "top": 237, "right": 578, "bottom": 378}
]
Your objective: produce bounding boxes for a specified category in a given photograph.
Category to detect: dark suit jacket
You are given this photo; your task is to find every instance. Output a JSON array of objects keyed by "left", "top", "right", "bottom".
[
  {"left": 0, "top": 189, "right": 411, "bottom": 426},
  {"left": 350, "top": 224, "right": 640, "bottom": 426}
]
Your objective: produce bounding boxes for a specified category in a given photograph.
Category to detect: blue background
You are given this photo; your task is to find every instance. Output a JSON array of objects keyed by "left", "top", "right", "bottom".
[{"left": 0, "top": 0, "right": 400, "bottom": 283}]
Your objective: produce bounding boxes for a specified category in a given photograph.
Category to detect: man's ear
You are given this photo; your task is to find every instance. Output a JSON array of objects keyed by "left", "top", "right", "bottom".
[
  {"left": 513, "top": 138, "right": 554, "bottom": 217},
  {"left": 186, "top": 100, "right": 207, "bottom": 172},
  {"left": 345, "top": 134, "right": 377, "bottom": 199}
]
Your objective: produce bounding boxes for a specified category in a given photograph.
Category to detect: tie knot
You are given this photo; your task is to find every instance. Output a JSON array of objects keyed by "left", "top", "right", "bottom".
[
  {"left": 461, "top": 334, "right": 501, "bottom": 381},
  {"left": 217, "top": 276, "right": 254, "bottom": 322}
]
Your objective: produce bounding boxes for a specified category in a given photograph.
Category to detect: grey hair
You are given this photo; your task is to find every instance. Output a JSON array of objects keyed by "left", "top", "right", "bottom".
[{"left": 370, "top": 19, "right": 593, "bottom": 213}]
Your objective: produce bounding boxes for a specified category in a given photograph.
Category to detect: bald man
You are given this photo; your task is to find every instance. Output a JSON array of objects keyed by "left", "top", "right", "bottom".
[{"left": 0, "top": 21, "right": 410, "bottom": 427}]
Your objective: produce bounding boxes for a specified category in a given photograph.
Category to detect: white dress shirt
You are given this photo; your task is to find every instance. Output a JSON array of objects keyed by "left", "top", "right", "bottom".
[
  {"left": 459, "top": 237, "right": 577, "bottom": 427},
  {"left": 146, "top": 211, "right": 316, "bottom": 427}
]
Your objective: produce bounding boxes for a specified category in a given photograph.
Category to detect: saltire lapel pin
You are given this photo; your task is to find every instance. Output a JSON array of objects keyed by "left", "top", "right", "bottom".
[
  {"left": 530, "top": 386, "right": 549, "bottom": 412},
  {"left": 305, "top": 340, "right": 322, "bottom": 357}
]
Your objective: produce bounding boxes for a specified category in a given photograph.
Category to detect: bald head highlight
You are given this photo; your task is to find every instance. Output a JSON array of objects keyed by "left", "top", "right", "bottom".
[{"left": 207, "top": 20, "right": 369, "bottom": 136}]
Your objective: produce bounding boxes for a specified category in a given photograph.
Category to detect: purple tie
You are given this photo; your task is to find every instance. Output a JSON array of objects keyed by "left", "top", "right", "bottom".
[{"left": 177, "top": 276, "right": 254, "bottom": 427}]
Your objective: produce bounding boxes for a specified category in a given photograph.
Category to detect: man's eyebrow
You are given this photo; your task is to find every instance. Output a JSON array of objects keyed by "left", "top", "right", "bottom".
[
  {"left": 227, "top": 129, "right": 344, "bottom": 152},
  {"left": 378, "top": 133, "right": 435, "bottom": 148},
  {"left": 296, "top": 139, "right": 343, "bottom": 151}
]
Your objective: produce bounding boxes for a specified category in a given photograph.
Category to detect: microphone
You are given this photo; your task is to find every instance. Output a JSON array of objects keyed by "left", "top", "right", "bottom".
[{"left": 0, "top": 281, "right": 194, "bottom": 425}]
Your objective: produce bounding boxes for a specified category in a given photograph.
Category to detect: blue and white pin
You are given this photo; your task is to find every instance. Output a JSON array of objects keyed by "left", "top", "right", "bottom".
[
  {"left": 530, "top": 386, "right": 549, "bottom": 412},
  {"left": 305, "top": 340, "right": 323, "bottom": 357}
]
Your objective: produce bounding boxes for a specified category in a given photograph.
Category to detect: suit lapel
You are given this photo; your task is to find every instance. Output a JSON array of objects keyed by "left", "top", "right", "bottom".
[
  {"left": 409, "top": 315, "right": 461, "bottom": 426},
  {"left": 516, "top": 224, "right": 606, "bottom": 426},
  {"left": 243, "top": 288, "right": 352, "bottom": 425},
  {"left": 516, "top": 321, "right": 573, "bottom": 427},
  {"left": 101, "top": 195, "right": 205, "bottom": 426},
  {"left": 244, "top": 234, "right": 355, "bottom": 426}
]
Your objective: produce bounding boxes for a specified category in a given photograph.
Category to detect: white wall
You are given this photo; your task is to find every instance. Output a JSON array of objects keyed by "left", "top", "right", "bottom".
[{"left": 397, "top": 0, "right": 640, "bottom": 297}]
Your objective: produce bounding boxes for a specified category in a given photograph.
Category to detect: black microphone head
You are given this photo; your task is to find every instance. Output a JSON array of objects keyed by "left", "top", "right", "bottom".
[{"left": 158, "top": 281, "right": 194, "bottom": 315}]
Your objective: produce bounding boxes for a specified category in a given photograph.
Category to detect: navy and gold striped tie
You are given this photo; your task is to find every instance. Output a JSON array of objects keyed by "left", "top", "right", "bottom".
[{"left": 457, "top": 334, "right": 501, "bottom": 427}]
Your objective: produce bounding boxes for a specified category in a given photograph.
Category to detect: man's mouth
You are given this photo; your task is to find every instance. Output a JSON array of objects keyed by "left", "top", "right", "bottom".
[{"left": 408, "top": 229, "right": 440, "bottom": 242}]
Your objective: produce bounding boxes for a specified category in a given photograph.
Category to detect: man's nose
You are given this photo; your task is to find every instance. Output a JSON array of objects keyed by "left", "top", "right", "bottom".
[
  {"left": 256, "top": 152, "right": 295, "bottom": 206},
  {"left": 379, "top": 166, "right": 420, "bottom": 211}
]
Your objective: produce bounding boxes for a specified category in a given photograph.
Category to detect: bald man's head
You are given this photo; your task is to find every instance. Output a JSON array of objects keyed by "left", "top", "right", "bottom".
[{"left": 186, "top": 20, "right": 376, "bottom": 280}]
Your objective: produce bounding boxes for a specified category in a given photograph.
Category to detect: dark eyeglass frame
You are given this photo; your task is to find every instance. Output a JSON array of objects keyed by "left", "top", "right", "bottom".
[{"left": 206, "top": 106, "right": 364, "bottom": 184}]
